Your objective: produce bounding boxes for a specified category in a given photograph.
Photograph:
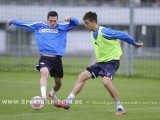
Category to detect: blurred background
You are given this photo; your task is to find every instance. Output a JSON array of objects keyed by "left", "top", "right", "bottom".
[{"left": 0, "top": 0, "right": 159, "bottom": 79}]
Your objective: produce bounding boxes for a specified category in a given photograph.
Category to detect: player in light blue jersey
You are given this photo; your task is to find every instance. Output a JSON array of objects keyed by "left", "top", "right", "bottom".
[{"left": 7, "top": 11, "right": 79, "bottom": 107}]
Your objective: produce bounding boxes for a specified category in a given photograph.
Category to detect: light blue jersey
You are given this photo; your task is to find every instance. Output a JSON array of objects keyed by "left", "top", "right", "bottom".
[{"left": 11, "top": 18, "right": 79, "bottom": 56}]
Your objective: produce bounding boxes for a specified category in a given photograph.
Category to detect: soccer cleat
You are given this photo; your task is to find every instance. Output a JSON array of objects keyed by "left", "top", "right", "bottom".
[
  {"left": 114, "top": 108, "right": 126, "bottom": 116},
  {"left": 57, "top": 99, "right": 71, "bottom": 109},
  {"left": 48, "top": 92, "right": 60, "bottom": 108}
]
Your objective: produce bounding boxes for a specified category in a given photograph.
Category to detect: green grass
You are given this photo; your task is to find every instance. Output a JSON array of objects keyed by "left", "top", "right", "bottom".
[
  {"left": 0, "top": 71, "right": 160, "bottom": 120},
  {"left": 133, "top": 58, "right": 160, "bottom": 78}
]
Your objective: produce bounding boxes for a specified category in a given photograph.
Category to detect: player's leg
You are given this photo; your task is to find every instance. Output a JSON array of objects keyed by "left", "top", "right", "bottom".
[
  {"left": 70, "top": 63, "right": 100, "bottom": 96},
  {"left": 102, "top": 76, "right": 125, "bottom": 115},
  {"left": 71, "top": 70, "right": 92, "bottom": 95},
  {"left": 67, "top": 70, "right": 92, "bottom": 102},
  {"left": 53, "top": 77, "right": 62, "bottom": 94},
  {"left": 49, "top": 77, "right": 62, "bottom": 98},
  {"left": 48, "top": 56, "right": 63, "bottom": 106},
  {"left": 101, "top": 60, "right": 125, "bottom": 115},
  {"left": 40, "top": 67, "right": 49, "bottom": 99},
  {"left": 35, "top": 56, "right": 51, "bottom": 100},
  {"left": 58, "top": 63, "right": 100, "bottom": 109},
  {"left": 48, "top": 77, "right": 62, "bottom": 107},
  {"left": 58, "top": 70, "right": 92, "bottom": 109},
  {"left": 103, "top": 77, "right": 119, "bottom": 101}
]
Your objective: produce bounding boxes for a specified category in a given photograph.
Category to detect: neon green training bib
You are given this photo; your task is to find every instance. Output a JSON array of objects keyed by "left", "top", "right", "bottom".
[{"left": 91, "top": 26, "right": 122, "bottom": 62}]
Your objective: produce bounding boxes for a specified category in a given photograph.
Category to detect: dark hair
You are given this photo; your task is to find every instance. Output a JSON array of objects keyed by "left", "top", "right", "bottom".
[
  {"left": 47, "top": 11, "right": 58, "bottom": 19},
  {"left": 83, "top": 11, "right": 97, "bottom": 23}
]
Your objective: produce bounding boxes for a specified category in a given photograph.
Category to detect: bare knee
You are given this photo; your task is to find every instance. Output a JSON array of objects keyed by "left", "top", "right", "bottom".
[
  {"left": 40, "top": 67, "right": 49, "bottom": 79},
  {"left": 78, "top": 72, "right": 90, "bottom": 82},
  {"left": 54, "top": 78, "right": 62, "bottom": 87},
  {"left": 103, "top": 77, "right": 112, "bottom": 86},
  {"left": 55, "top": 80, "right": 62, "bottom": 87}
]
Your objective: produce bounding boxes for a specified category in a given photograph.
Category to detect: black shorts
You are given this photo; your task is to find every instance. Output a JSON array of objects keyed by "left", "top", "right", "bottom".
[
  {"left": 86, "top": 60, "right": 120, "bottom": 80},
  {"left": 35, "top": 56, "right": 63, "bottom": 78}
]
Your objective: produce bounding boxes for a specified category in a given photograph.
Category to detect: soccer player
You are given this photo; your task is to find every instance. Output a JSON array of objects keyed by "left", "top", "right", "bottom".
[
  {"left": 57, "top": 11, "right": 143, "bottom": 115},
  {"left": 7, "top": 11, "right": 79, "bottom": 106}
]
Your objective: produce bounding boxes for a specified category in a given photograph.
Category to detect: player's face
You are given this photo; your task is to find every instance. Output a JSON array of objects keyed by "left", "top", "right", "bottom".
[
  {"left": 84, "top": 19, "right": 95, "bottom": 31},
  {"left": 47, "top": 16, "right": 58, "bottom": 28}
]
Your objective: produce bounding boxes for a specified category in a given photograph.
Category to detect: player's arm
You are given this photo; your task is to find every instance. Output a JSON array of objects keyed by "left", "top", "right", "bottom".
[
  {"left": 64, "top": 16, "right": 79, "bottom": 30},
  {"left": 7, "top": 19, "right": 38, "bottom": 31},
  {"left": 102, "top": 28, "right": 143, "bottom": 48}
]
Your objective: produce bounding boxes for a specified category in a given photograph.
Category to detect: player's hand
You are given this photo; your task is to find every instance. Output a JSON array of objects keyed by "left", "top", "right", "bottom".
[
  {"left": 135, "top": 43, "right": 143, "bottom": 48},
  {"left": 64, "top": 16, "right": 71, "bottom": 22},
  {"left": 7, "top": 19, "right": 12, "bottom": 26}
]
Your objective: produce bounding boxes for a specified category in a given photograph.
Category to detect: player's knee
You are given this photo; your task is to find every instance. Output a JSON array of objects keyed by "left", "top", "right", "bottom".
[
  {"left": 54, "top": 77, "right": 62, "bottom": 86},
  {"left": 78, "top": 73, "right": 87, "bottom": 81},
  {"left": 40, "top": 68, "right": 49, "bottom": 78},
  {"left": 56, "top": 80, "right": 62, "bottom": 87},
  {"left": 103, "top": 77, "right": 112, "bottom": 86}
]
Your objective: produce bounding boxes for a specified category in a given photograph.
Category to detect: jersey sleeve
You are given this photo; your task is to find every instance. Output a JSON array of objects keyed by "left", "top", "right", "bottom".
[
  {"left": 10, "top": 20, "right": 40, "bottom": 31},
  {"left": 67, "top": 17, "right": 79, "bottom": 31},
  {"left": 102, "top": 28, "right": 137, "bottom": 46}
]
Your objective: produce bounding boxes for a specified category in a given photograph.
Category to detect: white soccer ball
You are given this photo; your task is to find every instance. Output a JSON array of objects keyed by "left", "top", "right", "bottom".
[{"left": 30, "top": 96, "right": 45, "bottom": 110}]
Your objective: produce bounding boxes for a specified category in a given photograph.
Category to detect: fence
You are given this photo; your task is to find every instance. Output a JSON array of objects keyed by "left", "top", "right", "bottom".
[{"left": 0, "top": 1, "right": 160, "bottom": 79}]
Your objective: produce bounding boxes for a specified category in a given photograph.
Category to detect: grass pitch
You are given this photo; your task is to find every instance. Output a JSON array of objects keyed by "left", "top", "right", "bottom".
[{"left": 0, "top": 71, "right": 160, "bottom": 120}]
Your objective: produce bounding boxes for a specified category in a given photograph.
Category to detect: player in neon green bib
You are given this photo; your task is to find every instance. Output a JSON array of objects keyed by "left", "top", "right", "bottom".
[
  {"left": 91, "top": 26, "right": 122, "bottom": 62},
  {"left": 57, "top": 11, "right": 143, "bottom": 115}
]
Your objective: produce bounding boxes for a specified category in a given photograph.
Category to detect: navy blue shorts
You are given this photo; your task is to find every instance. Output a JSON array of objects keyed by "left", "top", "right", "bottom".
[
  {"left": 86, "top": 60, "right": 120, "bottom": 80},
  {"left": 35, "top": 56, "right": 63, "bottom": 78}
]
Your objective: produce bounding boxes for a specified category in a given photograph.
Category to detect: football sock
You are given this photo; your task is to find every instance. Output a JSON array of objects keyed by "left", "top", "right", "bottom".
[
  {"left": 51, "top": 89, "right": 57, "bottom": 97},
  {"left": 41, "top": 86, "right": 47, "bottom": 99},
  {"left": 67, "top": 93, "right": 75, "bottom": 101},
  {"left": 116, "top": 100, "right": 124, "bottom": 110}
]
